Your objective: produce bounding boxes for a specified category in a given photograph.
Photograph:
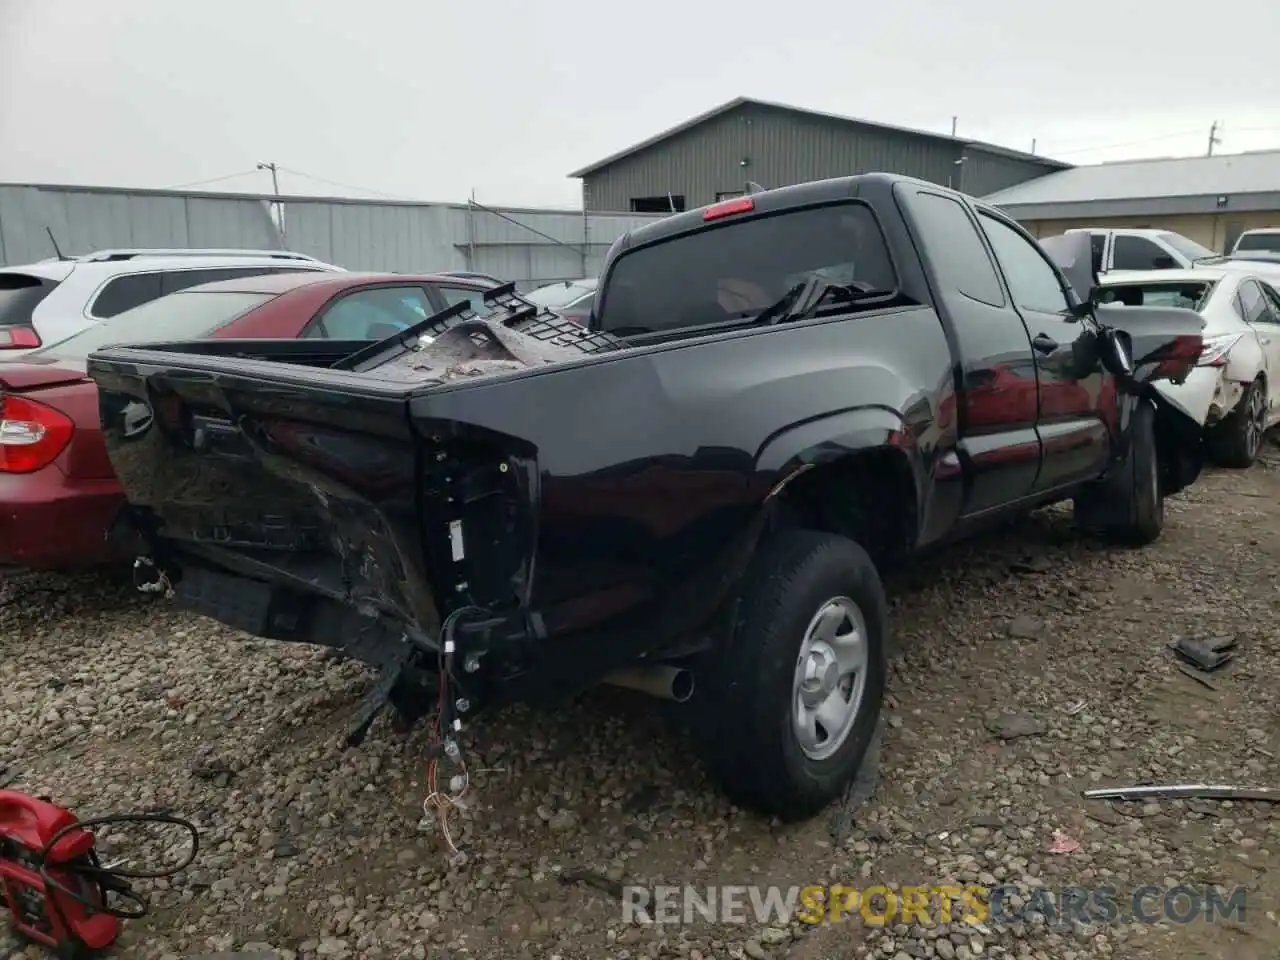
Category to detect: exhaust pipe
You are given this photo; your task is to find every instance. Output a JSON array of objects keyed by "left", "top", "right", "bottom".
[{"left": 602, "top": 664, "right": 694, "bottom": 703}]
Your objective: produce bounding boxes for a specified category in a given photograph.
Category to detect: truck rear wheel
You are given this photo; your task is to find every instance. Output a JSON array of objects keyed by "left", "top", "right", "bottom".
[
  {"left": 692, "top": 529, "right": 888, "bottom": 821},
  {"left": 1076, "top": 398, "right": 1164, "bottom": 546}
]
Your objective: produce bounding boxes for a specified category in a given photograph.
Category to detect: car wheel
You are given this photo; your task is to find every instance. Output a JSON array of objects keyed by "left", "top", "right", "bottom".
[
  {"left": 1208, "top": 378, "right": 1266, "bottom": 468},
  {"left": 691, "top": 528, "right": 888, "bottom": 821}
]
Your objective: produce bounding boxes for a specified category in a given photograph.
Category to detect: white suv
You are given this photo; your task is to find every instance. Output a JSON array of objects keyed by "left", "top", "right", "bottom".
[{"left": 0, "top": 249, "right": 344, "bottom": 357}]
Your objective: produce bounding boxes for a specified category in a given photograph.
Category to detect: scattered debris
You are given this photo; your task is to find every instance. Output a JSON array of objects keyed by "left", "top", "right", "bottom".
[
  {"left": 986, "top": 712, "right": 1046, "bottom": 740},
  {"left": 1177, "top": 664, "right": 1218, "bottom": 690},
  {"left": 1049, "top": 828, "right": 1080, "bottom": 854},
  {"left": 1171, "top": 636, "right": 1237, "bottom": 672},
  {"left": 1084, "top": 784, "right": 1280, "bottom": 803},
  {"left": 1009, "top": 555, "right": 1052, "bottom": 574},
  {"left": 1065, "top": 700, "right": 1087, "bottom": 716},
  {"left": 1006, "top": 615, "right": 1045, "bottom": 640}
]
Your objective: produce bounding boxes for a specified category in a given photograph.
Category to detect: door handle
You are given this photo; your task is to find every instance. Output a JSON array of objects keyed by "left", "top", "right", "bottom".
[
  {"left": 1032, "top": 333, "right": 1059, "bottom": 355},
  {"left": 1261, "top": 337, "right": 1272, "bottom": 345}
]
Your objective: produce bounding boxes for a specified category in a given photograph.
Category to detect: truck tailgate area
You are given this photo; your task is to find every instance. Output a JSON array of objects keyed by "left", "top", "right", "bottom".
[{"left": 91, "top": 355, "right": 442, "bottom": 636}]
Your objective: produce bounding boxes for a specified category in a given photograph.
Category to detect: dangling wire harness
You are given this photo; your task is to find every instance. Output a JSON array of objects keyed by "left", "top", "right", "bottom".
[{"left": 421, "top": 607, "right": 486, "bottom": 867}]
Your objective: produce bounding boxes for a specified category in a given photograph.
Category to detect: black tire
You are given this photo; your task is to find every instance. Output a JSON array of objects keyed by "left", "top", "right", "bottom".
[
  {"left": 1208, "top": 378, "right": 1266, "bottom": 468},
  {"left": 691, "top": 528, "right": 888, "bottom": 821},
  {"left": 1079, "top": 399, "right": 1164, "bottom": 547}
]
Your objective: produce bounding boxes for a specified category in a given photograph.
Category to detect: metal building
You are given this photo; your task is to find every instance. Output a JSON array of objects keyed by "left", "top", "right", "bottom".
[
  {"left": 984, "top": 149, "right": 1280, "bottom": 253},
  {"left": 570, "top": 97, "right": 1068, "bottom": 213},
  {"left": 0, "top": 182, "right": 663, "bottom": 287}
]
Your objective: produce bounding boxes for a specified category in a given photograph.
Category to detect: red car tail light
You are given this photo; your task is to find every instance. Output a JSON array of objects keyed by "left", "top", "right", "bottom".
[
  {"left": 0, "top": 394, "right": 75, "bottom": 473},
  {"left": 0, "top": 326, "right": 42, "bottom": 349}
]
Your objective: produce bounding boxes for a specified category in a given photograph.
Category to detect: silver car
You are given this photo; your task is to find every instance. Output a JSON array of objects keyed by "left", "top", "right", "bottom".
[{"left": 1098, "top": 267, "right": 1280, "bottom": 466}]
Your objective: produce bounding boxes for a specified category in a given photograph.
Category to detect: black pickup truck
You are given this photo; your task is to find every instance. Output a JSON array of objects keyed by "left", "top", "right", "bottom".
[{"left": 85, "top": 174, "right": 1207, "bottom": 822}]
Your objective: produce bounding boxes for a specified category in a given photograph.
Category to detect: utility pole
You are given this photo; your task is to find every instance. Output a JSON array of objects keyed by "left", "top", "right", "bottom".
[
  {"left": 951, "top": 116, "right": 957, "bottom": 137},
  {"left": 257, "top": 161, "right": 286, "bottom": 243},
  {"left": 1207, "top": 122, "right": 1222, "bottom": 157},
  {"left": 1031, "top": 137, "right": 1037, "bottom": 154},
  {"left": 468, "top": 188, "right": 477, "bottom": 272}
]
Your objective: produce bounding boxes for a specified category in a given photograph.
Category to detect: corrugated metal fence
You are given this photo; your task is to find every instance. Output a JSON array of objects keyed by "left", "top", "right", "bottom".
[{"left": 0, "top": 183, "right": 664, "bottom": 288}]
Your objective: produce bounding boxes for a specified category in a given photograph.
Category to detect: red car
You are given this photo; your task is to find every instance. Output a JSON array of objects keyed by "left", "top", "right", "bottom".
[{"left": 0, "top": 270, "right": 496, "bottom": 569}]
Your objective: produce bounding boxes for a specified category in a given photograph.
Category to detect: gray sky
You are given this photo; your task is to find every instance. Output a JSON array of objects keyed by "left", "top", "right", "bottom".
[{"left": 2, "top": 0, "right": 1278, "bottom": 209}]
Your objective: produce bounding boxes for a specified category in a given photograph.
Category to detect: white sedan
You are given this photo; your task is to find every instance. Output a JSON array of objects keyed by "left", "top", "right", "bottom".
[{"left": 1098, "top": 267, "right": 1280, "bottom": 467}]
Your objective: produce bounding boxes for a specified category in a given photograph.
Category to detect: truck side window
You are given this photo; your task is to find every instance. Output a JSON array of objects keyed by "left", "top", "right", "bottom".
[
  {"left": 977, "top": 214, "right": 1070, "bottom": 315},
  {"left": 909, "top": 192, "right": 1004, "bottom": 307},
  {"left": 1112, "top": 236, "right": 1170, "bottom": 271}
]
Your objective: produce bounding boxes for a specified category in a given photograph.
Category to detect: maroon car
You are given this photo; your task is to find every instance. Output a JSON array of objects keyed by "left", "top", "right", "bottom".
[{"left": 0, "top": 270, "right": 496, "bottom": 569}]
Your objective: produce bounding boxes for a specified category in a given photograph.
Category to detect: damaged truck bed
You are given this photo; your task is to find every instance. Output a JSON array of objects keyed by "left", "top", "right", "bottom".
[{"left": 87, "top": 173, "right": 1207, "bottom": 821}]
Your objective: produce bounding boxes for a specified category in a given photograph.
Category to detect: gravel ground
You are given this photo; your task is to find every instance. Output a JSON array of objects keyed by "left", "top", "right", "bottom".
[{"left": 2, "top": 451, "right": 1279, "bottom": 960}]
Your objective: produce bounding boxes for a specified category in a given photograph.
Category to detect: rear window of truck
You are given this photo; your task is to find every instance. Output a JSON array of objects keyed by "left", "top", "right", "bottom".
[
  {"left": 0, "top": 273, "right": 60, "bottom": 326},
  {"left": 597, "top": 202, "right": 897, "bottom": 336}
]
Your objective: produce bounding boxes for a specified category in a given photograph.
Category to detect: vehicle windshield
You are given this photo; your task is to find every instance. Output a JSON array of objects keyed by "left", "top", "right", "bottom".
[
  {"left": 1098, "top": 279, "right": 1213, "bottom": 311},
  {"left": 525, "top": 281, "right": 596, "bottom": 309},
  {"left": 597, "top": 202, "right": 898, "bottom": 336},
  {"left": 1157, "top": 232, "right": 1216, "bottom": 262},
  {"left": 1235, "top": 232, "right": 1280, "bottom": 254},
  {"left": 28, "top": 290, "right": 275, "bottom": 361}
]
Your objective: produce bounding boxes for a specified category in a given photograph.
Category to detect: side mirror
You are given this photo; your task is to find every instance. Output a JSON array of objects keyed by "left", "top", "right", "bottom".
[{"left": 1098, "top": 329, "right": 1134, "bottom": 378}]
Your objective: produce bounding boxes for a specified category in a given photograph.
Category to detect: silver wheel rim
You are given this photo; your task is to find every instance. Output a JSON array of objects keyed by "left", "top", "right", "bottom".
[
  {"left": 792, "top": 596, "right": 869, "bottom": 762},
  {"left": 1246, "top": 387, "right": 1265, "bottom": 458}
]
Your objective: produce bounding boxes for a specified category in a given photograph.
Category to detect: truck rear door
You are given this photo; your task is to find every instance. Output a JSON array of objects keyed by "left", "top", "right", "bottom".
[
  {"left": 895, "top": 186, "right": 1042, "bottom": 515},
  {"left": 975, "top": 211, "right": 1112, "bottom": 492}
]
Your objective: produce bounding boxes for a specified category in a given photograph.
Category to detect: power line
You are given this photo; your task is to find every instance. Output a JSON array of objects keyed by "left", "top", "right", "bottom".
[
  {"left": 1042, "top": 125, "right": 1280, "bottom": 157},
  {"left": 1046, "top": 130, "right": 1203, "bottom": 156},
  {"left": 160, "top": 169, "right": 261, "bottom": 190},
  {"left": 276, "top": 166, "right": 406, "bottom": 200}
]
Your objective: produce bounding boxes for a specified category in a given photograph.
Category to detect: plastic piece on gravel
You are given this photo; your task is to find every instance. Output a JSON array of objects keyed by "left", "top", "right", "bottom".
[{"left": 1049, "top": 829, "right": 1080, "bottom": 854}]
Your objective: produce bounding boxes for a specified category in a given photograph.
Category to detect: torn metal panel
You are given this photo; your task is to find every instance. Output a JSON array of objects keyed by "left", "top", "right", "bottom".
[{"left": 376, "top": 315, "right": 624, "bottom": 385}]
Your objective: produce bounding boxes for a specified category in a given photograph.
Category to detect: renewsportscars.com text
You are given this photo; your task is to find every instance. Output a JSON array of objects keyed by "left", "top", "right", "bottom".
[{"left": 621, "top": 883, "right": 1247, "bottom": 927}]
